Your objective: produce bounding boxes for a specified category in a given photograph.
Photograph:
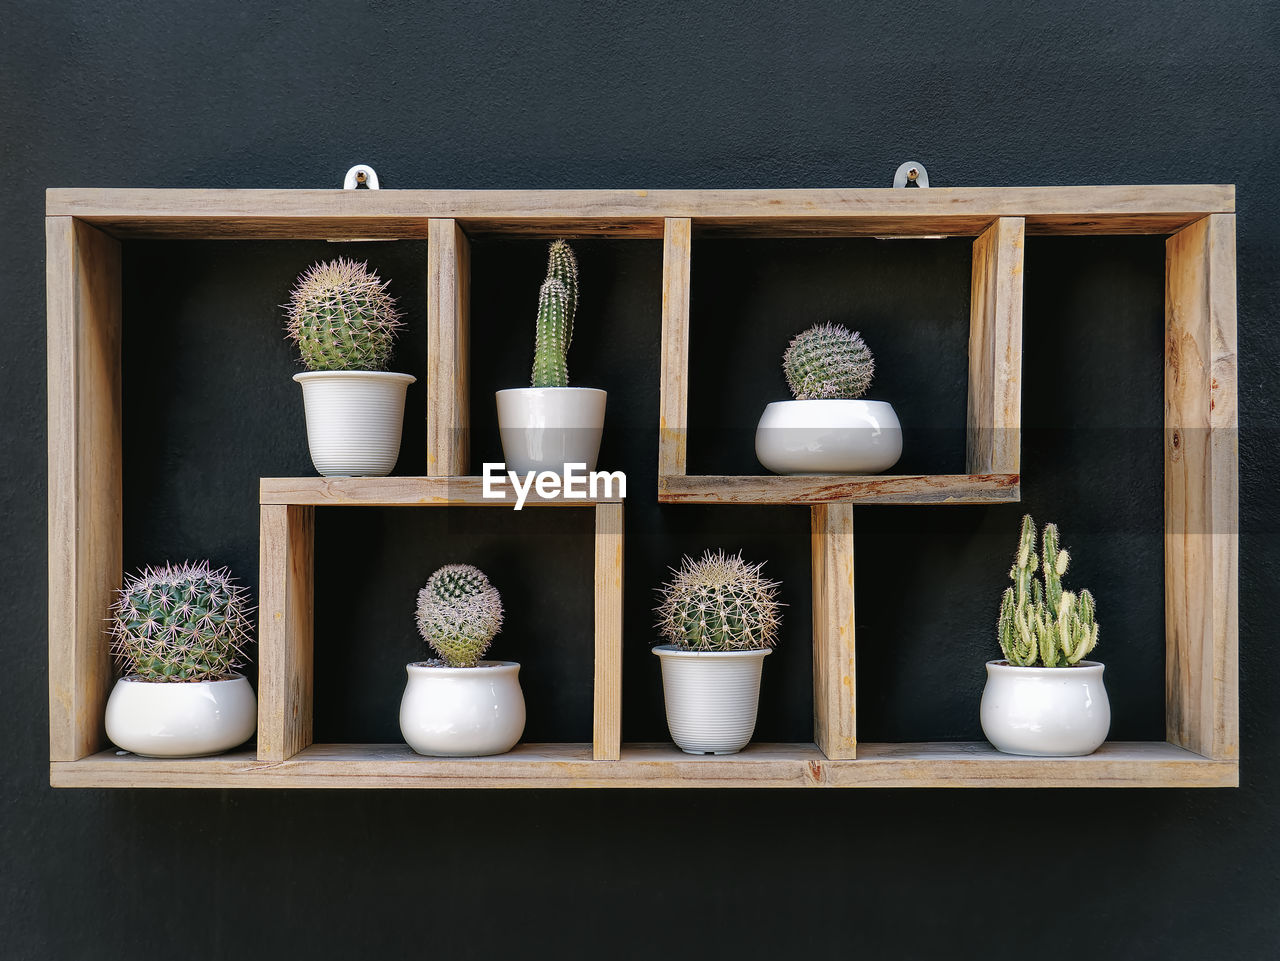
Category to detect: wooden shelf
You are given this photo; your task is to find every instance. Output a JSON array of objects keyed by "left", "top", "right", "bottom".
[
  {"left": 50, "top": 741, "right": 1237, "bottom": 790},
  {"left": 657, "top": 473, "right": 1019, "bottom": 505},
  {"left": 261, "top": 476, "right": 626, "bottom": 507}
]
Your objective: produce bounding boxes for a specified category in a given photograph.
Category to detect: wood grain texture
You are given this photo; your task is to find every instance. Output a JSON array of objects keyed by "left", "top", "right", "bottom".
[
  {"left": 593, "top": 502, "right": 625, "bottom": 760},
  {"left": 427, "top": 219, "right": 470, "bottom": 475},
  {"left": 260, "top": 476, "right": 624, "bottom": 506},
  {"left": 46, "top": 185, "right": 1234, "bottom": 239},
  {"left": 50, "top": 741, "right": 1237, "bottom": 790},
  {"left": 659, "top": 218, "right": 692, "bottom": 476},
  {"left": 257, "top": 505, "right": 315, "bottom": 762},
  {"left": 812, "top": 504, "right": 857, "bottom": 759},
  {"left": 657, "top": 473, "right": 1019, "bottom": 505},
  {"left": 967, "top": 217, "right": 1025, "bottom": 474},
  {"left": 1165, "top": 214, "right": 1239, "bottom": 760},
  {"left": 47, "top": 217, "right": 121, "bottom": 762}
]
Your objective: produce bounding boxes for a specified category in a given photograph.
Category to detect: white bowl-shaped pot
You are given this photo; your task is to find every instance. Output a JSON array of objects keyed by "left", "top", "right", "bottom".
[
  {"left": 105, "top": 674, "right": 257, "bottom": 758},
  {"left": 653, "top": 645, "right": 771, "bottom": 755},
  {"left": 980, "top": 660, "right": 1111, "bottom": 757},
  {"left": 496, "top": 387, "right": 607, "bottom": 474},
  {"left": 755, "top": 399, "right": 902, "bottom": 474},
  {"left": 293, "top": 370, "right": 416, "bottom": 477},
  {"left": 399, "top": 661, "right": 526, "bottom": 757}
]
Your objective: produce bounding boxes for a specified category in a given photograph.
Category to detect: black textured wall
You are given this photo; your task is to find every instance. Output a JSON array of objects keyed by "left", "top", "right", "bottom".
[{"left": 3, "top": 3, "right": 1277, "bottom": 957}]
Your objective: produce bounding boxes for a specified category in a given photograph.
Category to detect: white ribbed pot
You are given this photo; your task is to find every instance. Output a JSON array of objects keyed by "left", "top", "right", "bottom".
[
  {"left": 755, "top": 399, "right": 902, "bottom": 474},
  {"left": 653, "top": 645, "right": 771, "bottom": 755},
  {"left": 980, "top": 660, "right": 1111, "bottom": 757},
  {"left": 399, "top": 661, "right": 526, "bottom": 757},
  {"left": 496, "top": 387, "right": 606, "bottom": 474},
  {"left": 105, "top": 675, "right": 257, "bottom": 758},
  {"left": 293, "top": 371, "right": 415, "bottom": 477}
]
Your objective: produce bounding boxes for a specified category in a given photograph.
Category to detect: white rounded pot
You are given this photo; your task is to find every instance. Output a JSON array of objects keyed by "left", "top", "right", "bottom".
[
  {"left": 653, "top": 645, "right": 771, "bottom": 755},
  {"left": 399, "top": 661, "right": 526, "bottom": 757},
  {"left": 293, "top": 370, "right": 415, "bottom": 477},
  {"left": 495, "top": 387, "right": 606, "bottom": 474},
  {"left": 980, "top": 660, "right": 1111, "bottom": 757},
  {"left": 755, "top": 399, "right": 902, "bottom": 474},
  {"left": 105, "top": 675, "right": 257, "bottom": 758}
]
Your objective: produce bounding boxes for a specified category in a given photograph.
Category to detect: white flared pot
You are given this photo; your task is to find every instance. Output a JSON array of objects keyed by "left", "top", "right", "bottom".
[
  {"left": 755, "top": 399, "right": 902, "bottom": 474},
  {"left": 653, "top": 645, "right": 771, "bottom": 755},
  {"left": 980, "top": 660, "right": 1111, "bottom": 757},
  {"left": 105, "top": 675, "right": 257, "bottom": 758},
  {"left": 399, "top": 661, "right": 526, "bottom": 757},
  {"left": 495, "top": 387, "right": 606, "bottom": 474},
  {"left": 293, "top": 371, "right": 415, "bottom": 477}
]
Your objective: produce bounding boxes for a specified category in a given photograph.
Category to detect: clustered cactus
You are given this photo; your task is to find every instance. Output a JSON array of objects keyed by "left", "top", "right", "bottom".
[
  {"left": 655, "top": 550, "right": 783, "bottom": 652},
  {"left": 782, "top": 322, "right": 875, "bottom": 400},
  {"left": 284, "top": 257, "right": 404, "bottom": 371},
  {"left": 109, "top": 561, "right": 254, "bottom": 682},
  {"left": 997, "top": 515, "right": 1100, "bottom": 667},
  {"left": 531, "top": 240, "right": 579, "bottom": 388},
  {"left": 415, "top": 564, "right": 505, "bottom": 668}
]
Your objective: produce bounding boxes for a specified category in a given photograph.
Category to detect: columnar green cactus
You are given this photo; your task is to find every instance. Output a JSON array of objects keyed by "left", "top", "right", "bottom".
[
  {"left": 997, "top": 515, "right": 1100, "bottom": 667},
  {"left": 531, "top": 240, "right": 579, "bottom": 388},
  {"left": 415, "top": 564, "right": 505, "bottom": 668},
  {"left": 109, "top": 562, "right": 254, "bottom": 681},
  {"left": 782, "top": 322, "right": 875, "bottom": 400},
  {"left": 284, "top": 257, "right": 404, "bottom": 371},
  {"left": 655, "top": 550, "right": 783, "bottom": 652}
]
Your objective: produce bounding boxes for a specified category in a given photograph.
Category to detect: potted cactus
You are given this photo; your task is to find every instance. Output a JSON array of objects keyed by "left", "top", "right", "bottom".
[
  {"left": 652, "top": 550, "right": 783, "bottom": 755},
  {"left": 495, "top": 240, "right": 607, "bottom": 474},
  {"left": 284, "top": 257, "right": 414, "bottom": 476},
  {"left": 755, "top": 322, "right": 902, "bottom": 474},
  {"left": 104, "top": 562, "right": 257, "bottom": 757},
  {"left": 400, "top": 564, "right": 525, "bottom": 757},
  {"left": 981, "top": 515, "right": 1110, "bottom": 757}
]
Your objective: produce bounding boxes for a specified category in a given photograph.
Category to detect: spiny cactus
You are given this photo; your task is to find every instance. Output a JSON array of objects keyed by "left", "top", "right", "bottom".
[
  {"left": 531, "top": 240, "right": 579, "bottom": 388},
  {"left": 782, "top": 322, "right": 875, "bottom": 400},
  {"left": 110, "top": 561, "right": 254, "bottom": 682},
  {"left": 284, "top": 257, "right": 404, "bottom": 371},
  {"left": 997, "top": 515, "right": 1100, "bottom": 667},
  {"left": 415, "top": 564, "right": 505, "bottom": 668},
  {"left": 655, "top": 550, "right": 783, "bottom": 652}
]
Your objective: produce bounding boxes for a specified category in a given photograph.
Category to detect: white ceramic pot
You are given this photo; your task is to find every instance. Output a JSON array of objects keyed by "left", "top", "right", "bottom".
[
  {"left": 495, "top": 387, "right": 606, "bottom": 474},
  {"left": 754, "top": 399, "right": 902, "bottom": 474},
  {"left": 293, "top": 370, "right": 416, "bottom": 477},
  {"left": 399, "top": 661, "right": 526, "bottom": 757},
  {"left": 980, "top": 660, "right": 1111, "bottom": 757},
  {"left": 653, "top": 645, "right": 771, "bottom": 755},
  {"left": 105, "top": 675, "right": 257, "bottom": 758}
]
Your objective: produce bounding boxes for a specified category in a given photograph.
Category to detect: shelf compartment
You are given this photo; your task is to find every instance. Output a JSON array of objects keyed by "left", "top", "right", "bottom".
[
  {"left": 51, "top": 741, "right": 1237, "bottom": 790},
  {"left": 657, "top": 473, "right": 1019, "bottom": 505}
]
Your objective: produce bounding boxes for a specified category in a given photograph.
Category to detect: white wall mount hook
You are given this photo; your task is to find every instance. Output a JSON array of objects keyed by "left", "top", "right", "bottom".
[
  {"left": 893, "top": 161, "right": 930, "bottom": 188},
  {"left": 343, "top": 164, "right": 381, "bottom": 190}
]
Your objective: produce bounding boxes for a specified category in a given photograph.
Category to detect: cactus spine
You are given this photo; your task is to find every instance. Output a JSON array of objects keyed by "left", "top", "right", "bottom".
[
  {"left": 655, "top": 550, "right": 783, "bottom": 652},
  {"left": 997, "top": 515, "right": 1100, "bottom": 667},
  {"left": 782, "top": 322, "right": 875, "bottom": 400},
  {"left": 531, "top": 240, "right": 579, "bottom": 388},
  {"left": 415, "top": 564, "right": 505, "bottom": 668},
  {"left": 284, "top": 257, "right": 404, "bottom": 371}
]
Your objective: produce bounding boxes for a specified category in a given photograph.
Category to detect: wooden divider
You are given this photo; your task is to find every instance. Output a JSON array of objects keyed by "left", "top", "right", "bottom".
[
  {"left": 967, "top": 217, "right": 1025, "bottom": 475},
  {"left": 593, "top": 502, "right": 625, "bottom": 760},
  {"left": 659, "top": 218, "right": 692, "bottom": 478},
  {"left": 427, "top": 218, "right": 470, "bottom": 476},
  {"left": 257, "top": 505, "right": 315, "bottom": 762},
  {"left": 812, "top": 503, "right": 857, "bottom": 759}
]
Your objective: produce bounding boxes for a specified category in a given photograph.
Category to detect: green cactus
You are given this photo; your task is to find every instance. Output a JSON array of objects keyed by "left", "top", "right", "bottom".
[
  {"left": 782, "top": 322, "right": 875, "bottom": 400},
  {"left": 997, "top": 515, "right": 1100, "bottom": 667},
  {"left": 655, "top": 550, "right": 783, "bottom": 652},
  {"left": 284, "top": 257, "right": 404, "bottom": 371},
  {"left": 415, "top": 564, "right": 505, "bottom": 668},
  {"left": 109, "top": 562, "right": 253, "bottom": 682},
  {"left": 531, "top": 240, "right": 579, "bottom": 388}
]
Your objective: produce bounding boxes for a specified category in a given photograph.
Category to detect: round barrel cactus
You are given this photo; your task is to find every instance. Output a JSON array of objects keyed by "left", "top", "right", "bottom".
[
  {"left": 782, "top": 322, "right": 875, "bottom": 400},
  {"left": 415, "top": 564, "right": 505, "bottom": 668},
  {"left": 284, "top": 257, "right": 404, "bottom": 371},
  {"left": 655, "top": 550, "right": 782, "bottom": 651},
  {"left": 110, "top": 562, "right": 254, "bottom": 681}
]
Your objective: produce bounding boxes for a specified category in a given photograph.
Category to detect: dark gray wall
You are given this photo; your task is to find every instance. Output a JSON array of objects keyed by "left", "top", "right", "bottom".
[{"left": 3, "top": 2, "right": 1277, "bottom": 957}]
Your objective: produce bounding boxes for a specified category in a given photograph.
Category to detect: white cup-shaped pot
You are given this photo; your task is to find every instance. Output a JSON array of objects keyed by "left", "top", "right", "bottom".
[
  {"left": 980, "top": 660, "right": 1111, "bottom": 757},
  {"left": 399, "top": 661, "right": 526, "bottom": 757},
  {"left": 653, "top": 645, "right": 771, "bottom": 755},
  {"left": 495, "top": 387, "right": 607, "bottom": 474},
  {"left": 755, "top": 399, "right": 902, "bottom": 474},
  {"left": 294, "top": 370, "right": 415, "bottom": 477},
  {"left": 105, "top": 674, "right": 257, "bottom": 758}
]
